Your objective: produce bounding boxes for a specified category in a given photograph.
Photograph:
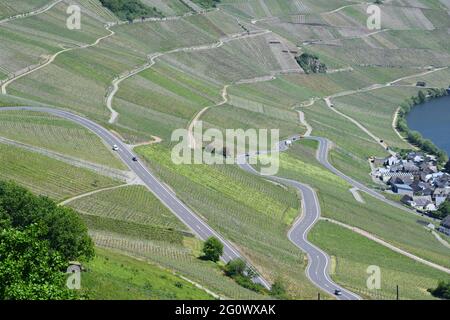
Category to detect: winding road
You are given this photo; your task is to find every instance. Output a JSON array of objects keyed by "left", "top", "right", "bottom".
[
  {"left": 238, "top": 156, "right": 361, "bottom": 300},
  {"left": 0, "top": 106, "right": 271, "bottom": 290}
]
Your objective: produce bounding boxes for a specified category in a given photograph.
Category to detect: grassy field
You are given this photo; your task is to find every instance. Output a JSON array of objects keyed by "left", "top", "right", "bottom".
[
  {"left": 309, "top": 221, "right": 450, "bottom": 300},
  {"left": 114, "top": 60, "right": 222, "bottom": 141},
  {"left": 135, "top": 143, "right": 325, "bottom": 299},
  {"left": 0, "top": 110, "right": 125, "bottom": 169},
  {"left": 68, "top": 185, "right": 188, "bottom": 243},
  {"left": 0, "top": 143, "right": 121, "bottom": 201},
  {"left": 0, "top": 0, "right": 51, "bottom": 19},
  {"left": 333, "top": 86, "right": 421, "bottom": 151},
  {"left": 0, "top": 1, "right": 111, "bottom": 75},
  {"left": 271, "top": 140, "right": 450, "bottom": 270},
  {"left": 140, "top": 0, "right": 192, "bottom": 16},
  {"left": 66, "top": 184, "right": 266, "bottom": 299},
  {"left": 82, "top": 247, "right": 214, "bottom": 300}
]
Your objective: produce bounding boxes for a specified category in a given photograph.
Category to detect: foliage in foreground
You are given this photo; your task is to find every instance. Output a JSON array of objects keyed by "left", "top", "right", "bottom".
[
  {"left": 0, "top": 224, "right": 76, "bottom": 300},
  {"left": 0, "top": 181, "right": 94, "bottom": 299}
]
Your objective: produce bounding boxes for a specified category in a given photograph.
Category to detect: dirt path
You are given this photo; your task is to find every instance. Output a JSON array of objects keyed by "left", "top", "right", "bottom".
[
  {"left": 188, "top": 85, "right": 229, "bottom": 149},
  {"left": 349, "top": 187, "right": 365, "bottom": 203},
  {"left": 321, "top": 217, "right": 450, "bottom": 274},
  {"left": 431, "top": 231, "right": 450, "bottom": 250},
  {"left": 323, "top": 67, "right": 449, "bottom": 155},
  {"left": 297, "top": 110, "right": 312, "bottom": 137},
  {"left": 1, "top": 27, "right": 115, "bottom": 95},
  {"left": 58, "top": 183, "right": 129, "bottom": 206},
  {"left": 0, "top": 0, "right": 63, "bottom": 25},
  {"left": 106, "top": 30, "right": 270, "bottom": 124},
  {"left": 324, "top": 96, "right": 395, "bottom": 155}
]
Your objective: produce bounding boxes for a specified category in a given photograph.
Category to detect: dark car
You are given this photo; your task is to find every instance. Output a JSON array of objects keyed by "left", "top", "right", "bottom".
[
  {"left": 334, "top": 289, "right": 342, "bottom": 296},
  {"left": 132, "top": 157, "right": 138, "bottom": 162}
]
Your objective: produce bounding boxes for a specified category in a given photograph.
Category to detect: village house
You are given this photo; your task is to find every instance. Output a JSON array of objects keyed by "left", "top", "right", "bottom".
[
  {"left": 392, "top": 184, "right": 414, "bottom": 196},
  {"left": 438, "top": 216, "right": 450, "bottom": 236},
  {"left": 373, "top": 151, "right": 450, "bottom": 214}
]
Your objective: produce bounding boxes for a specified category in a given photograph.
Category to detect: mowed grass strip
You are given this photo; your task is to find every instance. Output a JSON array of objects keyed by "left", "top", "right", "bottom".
[
  {"left": 91, "top": 230, "right": 266, "bottom": 299},
  {"left": 82, "top": 247, "right": 214, "bottom": 300},
  {"left": 309, "top": 221, "right": 450, "bottom": 300},
  {"left": 0, "top": 143, "right": 121, "bottom": 201}
]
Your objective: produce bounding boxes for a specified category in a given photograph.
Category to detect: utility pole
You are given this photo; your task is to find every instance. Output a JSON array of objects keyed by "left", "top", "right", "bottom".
[{"left": 396, "top": 285, "right": 399, "bottom": 300}]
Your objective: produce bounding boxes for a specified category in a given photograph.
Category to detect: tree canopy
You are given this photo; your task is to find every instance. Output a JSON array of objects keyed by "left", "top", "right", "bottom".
[
  {"left": 201, "top": 236, "right": 223, "bottom": 262},
  {"left": 0, "top": 181, "right": 94, "bottom": 300},
  {"left": 99, "top": 0, "right": 163, "bottom": 21},
  {"left": 429, "top": 280, "right": 450, "bottom": 299}
]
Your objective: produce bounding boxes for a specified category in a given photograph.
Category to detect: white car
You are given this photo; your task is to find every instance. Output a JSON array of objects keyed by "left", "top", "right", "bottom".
[{"left": 112, "top": 144, "right": 119, "bottom": 151}]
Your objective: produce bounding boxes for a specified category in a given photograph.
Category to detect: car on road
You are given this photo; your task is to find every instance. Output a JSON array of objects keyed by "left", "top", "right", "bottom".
[
  {"left": 334, "top": 289, "right": 342, "bottom": 296},
  {"left": 132, "top": 157, "right": 138, "bottom": 162},
  {"left": 112, "top": 144, "right": 119, "bottom": 151}
]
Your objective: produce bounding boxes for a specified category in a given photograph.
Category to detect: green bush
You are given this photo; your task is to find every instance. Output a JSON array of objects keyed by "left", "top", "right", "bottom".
[
  {"left": 270, "top": 278, "right": 288, "bottom": 299},
  {"left": 429, "top": 281, "right": 450, "bottom": 299},
  {"left": 201, "top": 236, "right": 223, "bottom": 262},
  {"left": 295, "top": 53, "right": 327, "bottom": 74},
  {"left": 224, "top": 258, "right": 246, "bottom": 277}
]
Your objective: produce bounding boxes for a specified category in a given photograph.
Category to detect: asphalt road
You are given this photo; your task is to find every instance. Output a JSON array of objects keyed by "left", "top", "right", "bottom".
[
  {"left": 0, "top": 106, "right": 270, "bottom": 290},
  {"left": 236, "top": 133, "right": 436, "bottom": 300},
  {"left": 237, "top": 150, "right": 361, "bottom": 300},
  {"left": 308, "top": 136, "right": 434, "bottom": 219}
]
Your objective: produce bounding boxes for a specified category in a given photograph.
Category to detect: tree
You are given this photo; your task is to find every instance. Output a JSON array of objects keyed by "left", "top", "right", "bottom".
[
  {"left": 445, "top": 160, "right": 450, "bottom": 173},
  {"left": 201, "top": 237, "right": 223, "bottom": 262},
  {"left": 436, "top": 199, "right": 450, "bottom": 219},
  {"left": 224, "top": 258, "right": 246, "bottom": 277},
  {"left": 429, "top": 280, "right": 450, "bottom": 299},
  {"left": 270, "top": 278, "right": 288, "bottom": 298},
  {"left": 417, "top": 90, "right": 427, "bottom": 104},
  {"left": 0, "top": 181, "right": 94, "bottom": 300},
  {"left": 0, "top": 224, "right": 75, "bottom": 300},
  {"left": 0, "top": 181, "right": 94, "bottom": 261}
]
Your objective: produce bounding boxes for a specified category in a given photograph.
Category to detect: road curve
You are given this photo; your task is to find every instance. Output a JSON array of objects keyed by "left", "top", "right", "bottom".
[
  {"left": 0, "top": 106, "right": 270, "bottom": 290},
  {"left": 308, "top": 135, "right": 436, "bottom": 219},
  {"left": 237, "top": 158, "right": 361, "bottom": 300}
]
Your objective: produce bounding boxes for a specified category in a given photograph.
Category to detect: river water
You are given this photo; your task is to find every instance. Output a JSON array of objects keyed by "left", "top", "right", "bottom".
[{"left": 406, "top": 94, "right": 450, "bottom": 156}]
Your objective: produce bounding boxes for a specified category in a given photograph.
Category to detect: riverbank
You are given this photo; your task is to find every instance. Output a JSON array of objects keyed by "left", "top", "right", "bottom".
[
  {"left": 407, "top": 95, "right": 450, "bottom": 156},
  {"left": 396, "top": 88, "right": 449, "bottom": 163}
]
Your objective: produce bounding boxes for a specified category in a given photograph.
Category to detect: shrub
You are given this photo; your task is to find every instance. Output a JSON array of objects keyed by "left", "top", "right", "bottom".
[
  {"left": 429, "top": 281, "right": 450, "bottom": 299},
  {"left": 201, "top": 237, "right": 223, "bottom": 262},
  {"left": 270, "top": 278, "right": 288, "bottom": 299},
  {"left": 224, "top": 258, "right": 246, "bottom": 277}
]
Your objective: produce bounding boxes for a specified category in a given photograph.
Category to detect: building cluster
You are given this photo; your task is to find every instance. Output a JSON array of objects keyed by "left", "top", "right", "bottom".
[{"left": 372, "top": 152, "right": 450, "bottom": 213}]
